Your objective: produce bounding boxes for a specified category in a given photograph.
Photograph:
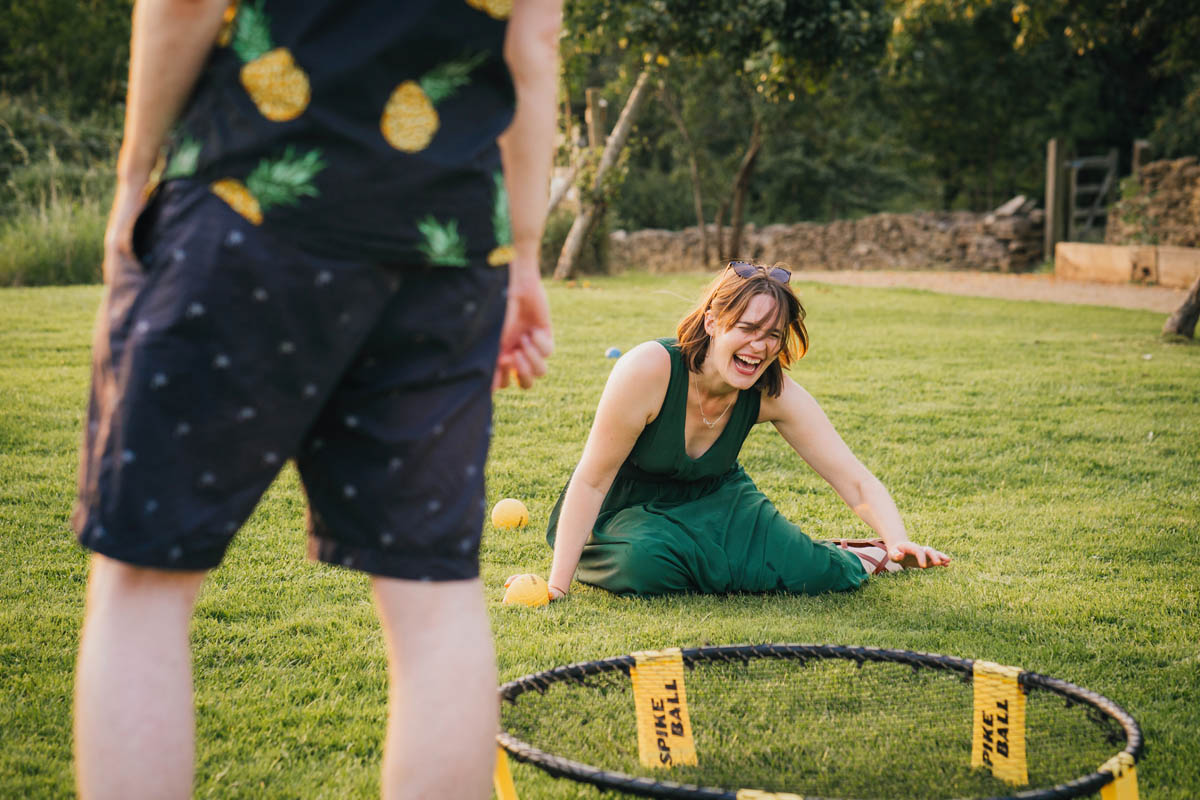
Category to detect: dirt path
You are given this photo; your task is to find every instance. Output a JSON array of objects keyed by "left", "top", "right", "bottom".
[{"left": 792, "top": 270, "right": 1185, "bottom": 314}]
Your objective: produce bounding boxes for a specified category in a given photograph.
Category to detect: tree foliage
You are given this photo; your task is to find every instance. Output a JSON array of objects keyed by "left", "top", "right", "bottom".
[
  {"left": 888, "top": 2, "right": 1065, "bottom": 208},
  {"left": 559, "top": 0, "right": 894, "bottom": 269},
  {"left": 892, "top": 0, "right": 1200, "bottom": 169},
  {"left": 564, "top": 0, "right": 888, "bottom": 101},
  {"left": 2, "top": 0, "right": 1198, "bottom": 238},
  {"left": 1, "top": 0, "right": 133, "bottom": 113}
]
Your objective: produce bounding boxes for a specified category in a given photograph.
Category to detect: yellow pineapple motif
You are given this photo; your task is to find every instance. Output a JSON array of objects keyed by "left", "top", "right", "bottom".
[
  {"left": 487, "top": 171, "right": 515, "bottom": 266},
  {"left": 381, "top": 83, "right": 438, "bottom": 152},
  {"left": 211, "top": 146, "right": 325, "bottom": 225},
  {"left": 381, "top": 54, "right": 486, "bottom": 152},
  {"left": 465, "top": 0, "right": 512, "bottom": 20},
  {"left": 232, "top": 0, "right": 310, "bottom": 122},
  {"left": 242, "top": 49, "right": 310, "bottom": 121},
  {"left": 487, "top": 245, "right": 516, "bottom": 266},
  {"left": 212, "top": 179, "right": 263, "bottom": 225},
  {"left": 216, "top": 0, "right": 239, "bottom": 47}
]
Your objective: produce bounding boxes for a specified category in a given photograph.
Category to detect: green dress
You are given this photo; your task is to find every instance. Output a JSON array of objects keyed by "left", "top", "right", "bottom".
[{"left": 547, "top": 339, "right": 868, "bottom": 596}]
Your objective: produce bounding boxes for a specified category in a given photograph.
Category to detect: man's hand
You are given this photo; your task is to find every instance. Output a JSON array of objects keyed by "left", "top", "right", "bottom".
[
  {"left": 494, "top": 256, "right": 553, "bottom": 390},
  {"left": 101, "top": 0, "right": 229, "bottom": 284},
  {"left": 103, "top": 179, "right": 149, "bottom": 284}
]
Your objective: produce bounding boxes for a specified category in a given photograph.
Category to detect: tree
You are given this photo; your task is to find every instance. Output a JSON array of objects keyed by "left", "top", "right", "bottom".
[
  {"left": 553, "top": 0, "right": 891, "bottom": 277},
  {"left": 886, "top": 2, "right": 1065, "bottom": 209},
  {"left": 554, "top": 67, "right": 656, "bottom": 279},
  {"left": 888, "top": 0, "right": 1200, "bottom": 208},
  {"left": 656, "top": 83, "right": 710, "bottom": 263}
]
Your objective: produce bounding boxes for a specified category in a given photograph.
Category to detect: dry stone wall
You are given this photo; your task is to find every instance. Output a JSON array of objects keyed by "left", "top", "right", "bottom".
[
  {"left": 1106, "top": 157, "right": 1200, "bottom": 248},
  {"left": 608, "top": 199, "right": 1045, "bottom": 275}
]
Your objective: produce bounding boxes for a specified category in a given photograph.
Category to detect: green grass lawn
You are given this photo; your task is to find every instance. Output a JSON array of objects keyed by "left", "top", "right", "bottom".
[{"left": 1, "top": 273, "right": 1197, "bottom": 799}]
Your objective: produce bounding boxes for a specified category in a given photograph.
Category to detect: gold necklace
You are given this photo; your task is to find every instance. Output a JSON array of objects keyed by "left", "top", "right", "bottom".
[{"left": 692, "top": 375, "right": 734, "bottom": 429}]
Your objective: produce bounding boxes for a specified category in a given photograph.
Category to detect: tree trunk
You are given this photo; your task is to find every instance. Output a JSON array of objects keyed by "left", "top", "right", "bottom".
[
  {"left": 726, "top": 117, "right": 762, "bottom": 260},
  {"left": 1163, "top": 276, "right": 1200, "bottom": 337},
  {"left": 545, "top": 159, "right": 579, "bottom": 218},
  {"left": 545, "top": 85, "right": 581, "bottom": 218},
  {"left": 658, "top": 83, "right": 709, "bottom": 267},
  {"left": 554, "top": 68, "right": 655, "bottom": 280},
  {"left": 986, "top": 136, "right": 996, "bottom": 211},
  {"left": 713, "top": 199, "right": 728, "bottom": 262}
]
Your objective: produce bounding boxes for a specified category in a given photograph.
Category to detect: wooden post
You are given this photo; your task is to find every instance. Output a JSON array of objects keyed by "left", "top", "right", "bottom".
[
  {"left": 1044, "top": 138, "right": 1064, "bottom": 260},
  {"left": 585, "top": 88, "right": 606, "bottom": 149},
  {"left": 1066, "top": 158, "right": 1079, "bottom": 242},
  {"left": 1132, "top": 139, "right": 1151, "bottom": 175}
]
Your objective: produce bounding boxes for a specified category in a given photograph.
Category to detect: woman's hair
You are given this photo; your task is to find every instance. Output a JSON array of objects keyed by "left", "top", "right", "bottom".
[{"left": 676, "top": 264, "right": 808, "bottom": 398}]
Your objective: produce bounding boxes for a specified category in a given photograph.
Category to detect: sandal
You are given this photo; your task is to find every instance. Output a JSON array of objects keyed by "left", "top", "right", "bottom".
[{"left": 831, "top": 538, "right": 922, "bottom": 575}]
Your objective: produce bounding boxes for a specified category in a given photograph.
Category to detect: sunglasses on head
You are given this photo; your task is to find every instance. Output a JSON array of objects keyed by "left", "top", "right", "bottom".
[{"left": 728, "top": 260, "right": 791, "bottom": 284}]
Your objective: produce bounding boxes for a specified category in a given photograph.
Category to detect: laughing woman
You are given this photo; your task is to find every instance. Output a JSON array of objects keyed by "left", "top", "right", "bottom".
[{"left": 532, "top": 262, "right": 949, "bottom": 600}]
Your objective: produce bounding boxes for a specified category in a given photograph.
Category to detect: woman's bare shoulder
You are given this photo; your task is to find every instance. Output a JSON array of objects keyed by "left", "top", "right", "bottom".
[
  {"left": 758, "top": 374, "right": 816, "bottom": 423},
  {"left": 605, "top": 341, "right": 672, "bottom": 422},
  {"left": 616, "top": 340, "right": 672, "bottom": 375}
]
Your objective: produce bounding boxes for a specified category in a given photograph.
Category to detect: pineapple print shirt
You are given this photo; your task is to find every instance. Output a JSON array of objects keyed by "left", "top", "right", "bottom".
[{"left": 164, "top": 0, "right": 517, "bottom": 267}]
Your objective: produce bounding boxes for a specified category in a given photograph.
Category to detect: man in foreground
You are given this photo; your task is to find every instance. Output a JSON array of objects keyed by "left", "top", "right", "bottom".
[{"left": 72, "top": 1, "right": 561, "bottom": 797}]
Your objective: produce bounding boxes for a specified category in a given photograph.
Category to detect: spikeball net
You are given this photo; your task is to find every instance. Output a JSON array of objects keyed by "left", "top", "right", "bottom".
[{"left": 495, "top": 645, "right": 1142, "bottom": 800}]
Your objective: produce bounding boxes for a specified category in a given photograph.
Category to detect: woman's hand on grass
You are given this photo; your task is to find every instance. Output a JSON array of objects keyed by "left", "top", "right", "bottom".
[
  {"left": 502, "top": 573, "right": 566, "bottom": 604},
  {"left": 502, "top": 573, "right": 568, "bottom": 599},
  {"left": 889, "top": 540, "right": 951, "bottom": 568}
]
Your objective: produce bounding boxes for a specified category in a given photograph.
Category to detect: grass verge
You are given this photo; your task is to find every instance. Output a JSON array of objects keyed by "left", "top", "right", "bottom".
[{"left": 0, "top": 197, "right": 105, "bottom": 286}]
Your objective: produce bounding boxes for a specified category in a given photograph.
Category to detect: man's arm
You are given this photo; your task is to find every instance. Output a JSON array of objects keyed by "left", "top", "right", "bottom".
[
  {"left": 106, "top": 0, "right": 228, "bottom": 280},
  {"left": 494, "top": 0, "right": 562, "bottom": 389}
]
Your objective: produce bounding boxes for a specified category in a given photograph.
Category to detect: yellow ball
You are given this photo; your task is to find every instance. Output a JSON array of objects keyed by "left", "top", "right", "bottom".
[
  {"left": 491, "top": 498, "right": 529, "bottom": 530},
  {"left": 502, "top": 574, "right": 550, "bottom": 607}
]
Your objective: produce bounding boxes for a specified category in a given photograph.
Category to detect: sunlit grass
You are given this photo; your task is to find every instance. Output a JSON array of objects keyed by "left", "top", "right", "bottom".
[{"left": 1, "top": 274, "right": 1196, "bottom": 798}]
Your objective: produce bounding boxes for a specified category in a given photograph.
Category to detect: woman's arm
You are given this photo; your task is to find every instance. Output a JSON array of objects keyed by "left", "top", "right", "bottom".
[
  {"left": 761, "top": 378, "right": 949, "bottom": 567},
  {"left": 544, "top": 342, "right": 670, "bottom": 597}
]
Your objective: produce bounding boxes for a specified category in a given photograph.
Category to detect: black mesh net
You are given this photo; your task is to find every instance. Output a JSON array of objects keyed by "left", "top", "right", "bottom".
[{"left": 499, "top": 649, "right": 1135, "bottom": 800}]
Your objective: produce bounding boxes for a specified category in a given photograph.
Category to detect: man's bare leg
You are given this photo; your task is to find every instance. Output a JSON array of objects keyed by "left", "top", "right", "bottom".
[
  {"left": 75, "top": 554, "right": 207, "bottom": 800},
  {"left": 373, "top": 577, "right": 498, "bottom": 800}
]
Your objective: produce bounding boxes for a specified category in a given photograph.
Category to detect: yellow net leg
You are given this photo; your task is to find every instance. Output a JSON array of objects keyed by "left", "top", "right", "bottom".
[
  {"left": 1099, "top": 753, "right": 1139, "bottom": 800},
  {"left": 494, "top": 745, "right": 519, "bottom": 800}
]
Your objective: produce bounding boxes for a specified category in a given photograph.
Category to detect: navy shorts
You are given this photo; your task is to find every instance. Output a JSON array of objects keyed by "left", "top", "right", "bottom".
[{"left": 72, "top": 181, "right": 508, "bottom": 580}]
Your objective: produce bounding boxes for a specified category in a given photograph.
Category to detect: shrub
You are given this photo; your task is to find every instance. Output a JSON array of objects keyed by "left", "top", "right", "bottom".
[
  {"left": 0, "top": 94, "right": 115, "bottom": 285},
  {"left": 540, "top": 206, "right": 610, "bottom": 276},
  {"left": 0, "top": 196, "right": 105, "bottom": 286},
  {"left": 610, "top": 165, "right": 696, "bottom": 231},
  {"left": 1149, "top": 75, "right": 1200, "bottom": 161},
  {"left": 0, "top": 94, "right": 120, "bottom": 214}
]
